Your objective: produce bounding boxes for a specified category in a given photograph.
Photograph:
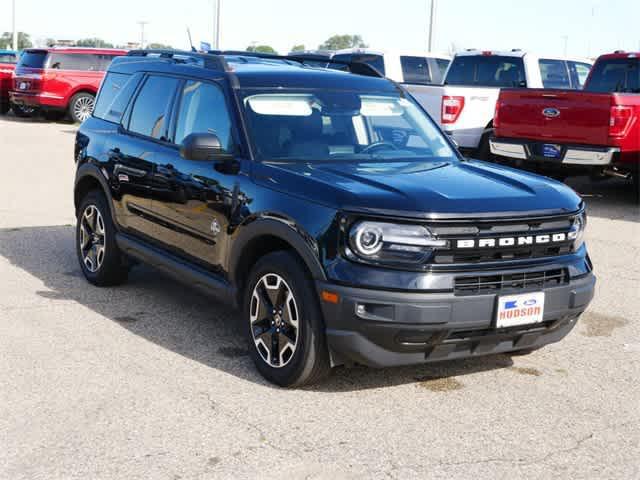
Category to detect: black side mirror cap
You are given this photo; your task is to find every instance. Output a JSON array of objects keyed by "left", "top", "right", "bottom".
[{"left": 180, "top": 133, "right": 231, "bottom": 161}]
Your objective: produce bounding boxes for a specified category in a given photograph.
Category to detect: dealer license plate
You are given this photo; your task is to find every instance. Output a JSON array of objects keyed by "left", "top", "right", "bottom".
[
  {"left": 542, "top": 144, "right": 562, "bottom": 159},
  {"left": 496, "top": 292, "right": 545, "bottom": 328}
]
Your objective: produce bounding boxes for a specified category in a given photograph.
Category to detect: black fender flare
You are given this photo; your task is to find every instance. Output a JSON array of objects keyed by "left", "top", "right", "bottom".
[
  {"left": 228, "top": 216, "right": 327, "bottom": 286},
  {"left": 74, "top": 162, "right": 117, "bottom": 224}
]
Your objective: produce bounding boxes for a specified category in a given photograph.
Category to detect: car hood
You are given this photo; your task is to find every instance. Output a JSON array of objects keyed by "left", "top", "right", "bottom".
[{"left": 255, "top": 159, "right": 582, "bottom": 218}]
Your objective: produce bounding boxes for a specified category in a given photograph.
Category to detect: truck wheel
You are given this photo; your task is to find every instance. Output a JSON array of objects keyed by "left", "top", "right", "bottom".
[
  {"left": 0, "top": 103, "right": 9, "bottom": 115},
  {"left": 69, "top": 93, "right": 95, "bottom": 123},
  {"left": 76, "top": 190, "right": 129, "bottom": 286},
  {"left": 243, "top": 251, "right": 331, "bottom": 387},
  {"left": 12, "top": 104, "right": 36, "bottom": 118},
  {"left": 477, "top": 129, "right": 495, "bottom": 161},
  {"left": 633, "top": 173, "right": 640, "bottom": 204}
]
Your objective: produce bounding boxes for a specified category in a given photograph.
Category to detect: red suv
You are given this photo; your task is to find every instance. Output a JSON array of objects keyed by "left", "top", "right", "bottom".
[
  {"left": 0, "top": 50, "right": 18, "bottom": 114},
  {"left": 10, "top": 47, "right": 126, "bottom": 122}
]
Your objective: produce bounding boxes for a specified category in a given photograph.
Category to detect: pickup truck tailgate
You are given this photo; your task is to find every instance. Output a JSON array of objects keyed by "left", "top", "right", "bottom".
[{"left": 496, "top": 89, "right": 612, "bottom": 146}]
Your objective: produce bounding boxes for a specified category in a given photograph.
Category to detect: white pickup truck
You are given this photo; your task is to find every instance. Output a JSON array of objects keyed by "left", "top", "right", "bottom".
[
  {"left": 404, "top": 50, "right": 593, "bottom": 157},
  {"left": 330, "top": 48, "right": 452, "bottom": 86}
]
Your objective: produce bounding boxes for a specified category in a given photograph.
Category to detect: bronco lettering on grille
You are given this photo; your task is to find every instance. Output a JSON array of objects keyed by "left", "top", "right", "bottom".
[{"left": 456, "top": 233, "right": 568, "bottom": 249}]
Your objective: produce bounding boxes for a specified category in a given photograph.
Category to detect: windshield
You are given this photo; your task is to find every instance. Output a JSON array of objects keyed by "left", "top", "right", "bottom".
[{"left": 241, "top": 90, "right": 457, "bottom": 163}]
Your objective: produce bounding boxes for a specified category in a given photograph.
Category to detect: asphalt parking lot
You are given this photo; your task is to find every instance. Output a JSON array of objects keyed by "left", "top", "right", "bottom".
[{"left": 0, "top": 116, "right": 638, "bottom": 480}]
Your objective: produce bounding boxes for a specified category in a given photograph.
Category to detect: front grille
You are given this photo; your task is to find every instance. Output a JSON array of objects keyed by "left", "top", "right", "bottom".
[
  {"left": 454, "top": 268, "right": 568, "bottom": 296},
  {"left": 428, "top": 215, "right": 575, "bottom": 265}
]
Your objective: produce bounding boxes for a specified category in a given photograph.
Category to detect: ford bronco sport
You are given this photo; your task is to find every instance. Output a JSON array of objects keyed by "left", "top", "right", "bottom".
[{"left": 73, "top": 50, "right": 595, "bottom": 387}]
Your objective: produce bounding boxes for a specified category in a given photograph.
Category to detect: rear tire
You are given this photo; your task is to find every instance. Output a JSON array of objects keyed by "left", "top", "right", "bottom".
[
  {"left": 0, "top": 103, "right": 9, "bottom": 115},
  {"left": 69, "top": 92, "right": 95, "bottom": 123},
  {"left": 76, "top": 190, "right": 129, "bottom": 286},
  {"left": 243, "top": 251, "right": 331, "bottom": 387},
  {"left": 477, "top": 128, "right": 495, "bottom": 161},
  {"left": 11, "top": 104, "right": 36, "bottom": 118}
]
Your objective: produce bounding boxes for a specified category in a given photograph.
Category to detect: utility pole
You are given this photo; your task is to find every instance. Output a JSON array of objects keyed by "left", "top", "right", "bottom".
[
  {"left": 137, "top": 21, "right": 149, "bottom": 49},
  {"left": 12, "top": 0, "right": 18, "bottom": 51},
  {"left": 427, "top": 0, "right": 436, "bottom": 52},
  {"left": 213, "top": 0, "right": 221, "bottom": 50},
  {"left": 561, "top": 35, "right": 568, "bottom": 57}
]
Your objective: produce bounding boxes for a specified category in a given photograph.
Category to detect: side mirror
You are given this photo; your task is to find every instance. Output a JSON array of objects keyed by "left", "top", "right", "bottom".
[{"left": 180, "top": 133, "right": 230, "bottom": 161}]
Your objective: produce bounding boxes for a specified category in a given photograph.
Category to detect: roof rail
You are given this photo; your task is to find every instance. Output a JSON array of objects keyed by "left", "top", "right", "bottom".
[
  {"left": 127, "top": 49, "right": 228, "bottom": 71},
  {"left": 210, "top": 50, "right": 385, "bottom": 78}
]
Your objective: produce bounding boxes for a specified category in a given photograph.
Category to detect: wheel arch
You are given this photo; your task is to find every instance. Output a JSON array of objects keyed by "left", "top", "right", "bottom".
[
  {"left": 229, "top": 217, "right": 327, "bottom": 302},
  {"left": 66, "top": 87, "right": 98, "bottom": 107},
  {"left": 74, "top": 164, "right": 116, "bottom": 223}
]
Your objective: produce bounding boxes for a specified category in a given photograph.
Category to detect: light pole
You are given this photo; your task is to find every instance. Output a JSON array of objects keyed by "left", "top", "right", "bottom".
[
  {"left": 12, "top": 0, "right": 18, "bottom": 51},
  {"left": 213, "top": 0, "right": 221, "bottom": 50},
  {"left": 427, "top": 0, "right": 437, "bottom": 52},
  {"left": 137, "top": 21, "right": 149, "bottom": 49}
]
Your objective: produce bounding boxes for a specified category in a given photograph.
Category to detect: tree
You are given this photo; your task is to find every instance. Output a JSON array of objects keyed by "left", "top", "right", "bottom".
[
  {"left": 75, "top": 38, "right": 114, "bottom": 48},
  {"left": 246, "top": 45, "right": 277, "bottom": 54},
  {"left": 290, "top": 44, "right": 305, "bottom": 52},
  {"left": 1, "top": 32, "right": 33, "bottom": 50},
  {"left": 147, "top": 42, "right": 173, "bottom": 50},
  {"left": 318, "top": 34, "right": 367, "bottom": 51}
]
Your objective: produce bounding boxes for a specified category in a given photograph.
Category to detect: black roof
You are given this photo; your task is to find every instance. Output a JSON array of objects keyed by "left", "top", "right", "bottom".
[{"left": 109, "top": 50, "right": 396, "bottom": 92}]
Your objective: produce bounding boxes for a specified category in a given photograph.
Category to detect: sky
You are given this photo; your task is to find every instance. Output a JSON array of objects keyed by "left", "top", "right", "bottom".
[{"left": 2, "top": 0, "right": 639, "bottom": 58}]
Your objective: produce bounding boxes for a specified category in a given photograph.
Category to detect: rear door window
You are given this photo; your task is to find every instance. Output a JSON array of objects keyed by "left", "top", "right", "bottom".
[
  {"left": 539, "top": 59, "right": 571, "bottom": 89},
  {"left": 18, "top": 51, "right": 48, "bottom": 69},
  {"left": 93, "top": 72, "right": 141, "bottom": 123},
  {"left": 128, "top": 75, "right": 180, "bottom": 140},
  {"left": 400, "top": 56, "right": 431, "bottom": 84},
  {"left": 586, "top": 58, "right": 639, "bottom": 93},
  {"left": 446, "top": 55, "right": 526, "bottom": 87}
]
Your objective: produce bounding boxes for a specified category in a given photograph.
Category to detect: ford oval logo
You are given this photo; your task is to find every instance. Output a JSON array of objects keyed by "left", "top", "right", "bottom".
[
  {"left": 524, "top": 299, "right": 538, "bottom": 306},
  {"left": 542, "top": 107, "right": 560, "bottom": 118}
]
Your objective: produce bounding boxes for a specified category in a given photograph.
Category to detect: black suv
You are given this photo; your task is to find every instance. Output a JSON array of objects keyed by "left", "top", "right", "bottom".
[{"left": 73, "top": 50, "right": 595, "bottom": 386}]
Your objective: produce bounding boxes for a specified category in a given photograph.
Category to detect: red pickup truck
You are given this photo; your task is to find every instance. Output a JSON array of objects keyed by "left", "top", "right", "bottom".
[{"left": 490, "top": 51, "right": 640, "bottom": 195}]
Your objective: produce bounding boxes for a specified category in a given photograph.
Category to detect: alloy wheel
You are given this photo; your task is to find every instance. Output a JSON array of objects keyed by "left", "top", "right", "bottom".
[
  {"left": 73, "top": 96, "right": 95, "bottom": 122},
  {"left": 249, "top": 273, "right": 300, "bottom": 368},
  {"left": 79, "top": 205, "right": 106, "bottom": 273}
]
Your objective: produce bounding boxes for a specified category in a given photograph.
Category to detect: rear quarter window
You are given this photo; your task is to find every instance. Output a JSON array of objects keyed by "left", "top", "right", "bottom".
[
  {"left": 93, "top": 72, "right": 140, "bottom": 123},
  {"left": 446, "top": 55, "right": 526, "bottom": 87}
]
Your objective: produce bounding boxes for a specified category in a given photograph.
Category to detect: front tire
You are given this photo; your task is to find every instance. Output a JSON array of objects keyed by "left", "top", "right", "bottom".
[
  {"left": 243, "top": 251, "right": 330, "bottom": 387},
  {"left": 69, "top": 92, "right": 95, "bottom": 123},
  {"left": 76, "top": 190, "right": 129, "bottom": 286}
]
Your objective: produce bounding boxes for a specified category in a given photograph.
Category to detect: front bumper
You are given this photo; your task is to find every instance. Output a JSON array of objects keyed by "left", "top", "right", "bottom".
[
  {"left": 490, "top": 138, "right": 618, "bottom": 167},
  {"left": 317, "top": 272, "right": 595, "bottom": 368}
]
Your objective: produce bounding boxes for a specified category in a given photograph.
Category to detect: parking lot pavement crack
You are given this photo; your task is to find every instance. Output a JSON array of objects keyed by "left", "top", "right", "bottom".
[
  {"left": 428, "top": 432, "right": 596, "bottom": 468},
  {"left": 198, "top": 391, "right": 298, "bottom": 459}
]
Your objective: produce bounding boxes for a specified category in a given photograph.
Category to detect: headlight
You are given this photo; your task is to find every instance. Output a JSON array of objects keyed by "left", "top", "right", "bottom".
[
  {"left": 347, "top": 221, "right": 448, "bottom": 266},
  {"left": 568, "top": 212, "right": 586, "bottom": 249}
]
